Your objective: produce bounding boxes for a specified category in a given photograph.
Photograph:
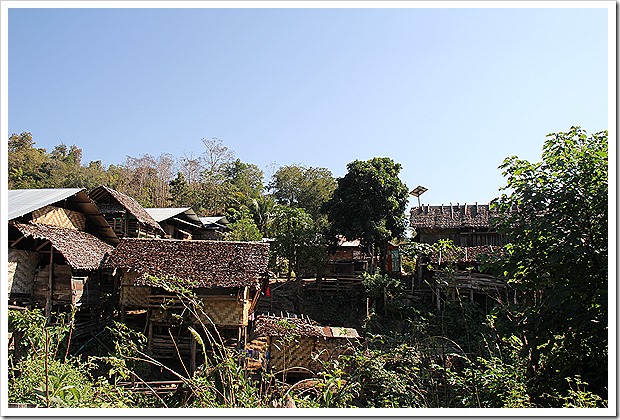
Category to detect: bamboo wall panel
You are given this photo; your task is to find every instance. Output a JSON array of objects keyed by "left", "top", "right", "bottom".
[
  {"left": 269, "top": 337, "right": 321, "bottom": 373},
  {"left": 7, "top": 248, "right": 38, "bottom": 295},
  {"left": 198, "top": 296, "right": 250, "bottom": 327},
  {"left": 121, "top": 285, "right": 152, "bottom": 307},
  {"left": 32, "top": 206, "right": 86, "bottom": 231}
]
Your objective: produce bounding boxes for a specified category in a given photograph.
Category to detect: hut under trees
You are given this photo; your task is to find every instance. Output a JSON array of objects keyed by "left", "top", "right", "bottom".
[{"left": 409, "top": 202, "right": 506, "bottom": 309}]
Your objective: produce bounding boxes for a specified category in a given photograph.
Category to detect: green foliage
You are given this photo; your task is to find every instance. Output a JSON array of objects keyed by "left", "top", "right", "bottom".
[
  {"left": 10, "top": 357, "right": 96, "bottom": 407},
  {"left": 224, "top": 209, "right": 263, "bottom": 241},
  {"left": 325, "top": 157, "right": 409, "bottom": 273},
  {"left": 269, "top": 164, "right": 336, "bottom": 222},
  {"left": 268, "top": 205, "right": 322, "bottom": 279},
  {"left": 491, "top": 126, "right": 608, "bottom": 402}
]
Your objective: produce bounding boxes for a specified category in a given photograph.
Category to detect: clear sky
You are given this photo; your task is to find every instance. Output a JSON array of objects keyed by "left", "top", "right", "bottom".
[{"left": 6, "top": 2, "right": 612, "bottom": 206}]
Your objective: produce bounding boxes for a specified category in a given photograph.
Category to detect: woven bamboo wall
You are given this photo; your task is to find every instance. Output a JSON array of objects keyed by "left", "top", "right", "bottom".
[
  {"left": 32, "top": 206, "right": 86, "bottom": 230},
  {"left": 245, "top": 336, "right": 269, "bottom": 371},
  {"left": 269, "top": 337, "right": 321, "bottom": 373},
  {"left": 198, "top": 296, "right": 249, "bottom": 327},
  {"left": 8, "top": 248, "right": 38, "bottom": 295},
  {"left": 121, "top": 285, "right": 152, "bottom": 307},
  {"left": 119, "top": 271, "right": 153, "bottom": 307}
]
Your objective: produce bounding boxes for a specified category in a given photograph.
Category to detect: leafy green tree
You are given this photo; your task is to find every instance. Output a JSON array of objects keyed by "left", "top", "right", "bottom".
[
  {"left": 490, "top": 126, "right": 608, "bottom": 404},
  {"left": 268, "top": 205, "right": 317, "bottom": 279},
  {"left": 248, "top": 195, "right": 275, "bottom": 236},
  {"left": 224, "top": 210, "right": 263, "bottom": 242},
  {"left": 324, "top": 157, "right": 409, "bottom": 274},
  {"left": 224, "top": 159, "right": 264, "bottom": 204},
  {"left": 8, "top": 132, "right": 52, "bottom": 189},
  {"left": 269, "top": 164, "right": 336, "bottom": 222}
]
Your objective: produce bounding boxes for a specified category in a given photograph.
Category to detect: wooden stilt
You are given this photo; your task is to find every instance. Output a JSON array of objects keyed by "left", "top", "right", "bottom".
[
  {"left": 46, "top": 248, "right": 54, "bottom": 320},
  {"left": 190, "top": 335, "right": 197, "bottom": 375}
]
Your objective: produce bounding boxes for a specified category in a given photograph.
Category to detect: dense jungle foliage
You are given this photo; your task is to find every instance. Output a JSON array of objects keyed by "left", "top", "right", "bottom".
[{"left": 7, "top": 127, "right": 608, "bottom": 409}]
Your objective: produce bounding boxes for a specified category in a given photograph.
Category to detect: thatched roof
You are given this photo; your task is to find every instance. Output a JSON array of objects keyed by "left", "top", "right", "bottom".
[
  {"left": 11, "top": 222, "right": 114, "bottom": 270},
  {"left": 410, "top": 203, "right": 497, "bottom": 230},
  {"left": 89, "top": 186, "right": 164, "bottom": 234},
  {"left": 254, "top": 315, "right": 361, "bottom": 339},
  {"left": 104, "top": 238, "right": 269, "bottom": 289},
  {"left": 254, "top": 315, "right": 324, "bottom": 338}
]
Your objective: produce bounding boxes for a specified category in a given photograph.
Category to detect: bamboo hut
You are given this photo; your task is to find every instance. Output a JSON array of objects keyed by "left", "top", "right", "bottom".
[
  {"left": 103, "top": 238, "right": 270, "bottom": 370},
  {"left": 89, "top": 186, "right": 165, "bottom": 239},
  {"left": 247, "top": 314, "right": 360, "bottom": 375},
  {"left": 8, "top": 189, "right": 118, "bottom": 319}
]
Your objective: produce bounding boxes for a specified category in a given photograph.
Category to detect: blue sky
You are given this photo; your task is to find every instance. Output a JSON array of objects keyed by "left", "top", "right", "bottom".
[{"left": 6, "top": 3, "right": 611, "bottom": 206}]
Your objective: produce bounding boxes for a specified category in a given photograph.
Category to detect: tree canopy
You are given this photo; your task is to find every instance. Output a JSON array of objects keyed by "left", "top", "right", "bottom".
[
  {"left": 324, "top": 157, "right": 409, "bottom": 273},
  {"left": 490, "top": 126, "right": 608, "bottom": 403}
]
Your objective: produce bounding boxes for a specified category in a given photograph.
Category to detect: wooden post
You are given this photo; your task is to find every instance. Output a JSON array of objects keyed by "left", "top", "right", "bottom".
[
  {"left": 46, "top": 248, "right": 54, "bottom": 320},
  {"left": 147, "top": 321, "right": 153, "bottom": 352},
  {"left": 190, "top": 334, "right": 197, "bottom": 376}
]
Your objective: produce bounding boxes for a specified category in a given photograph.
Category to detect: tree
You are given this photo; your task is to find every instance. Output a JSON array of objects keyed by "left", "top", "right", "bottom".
[
  {"left": 324, "top": 157, "right": 409, "bottom": 274},
  {"left": 268, "top": 205, "right": 317, "bottom": 280},
  {"left": 8, "top": 132, "right": 52, "bottom": 189},
  {"left": 269, "top": 165, "right": 336, "bottom": 223},
  {"left": 222, "top": 159, "right": 265, "bottom": 216},
  {"left": 490, "top": 126, "right": 608, "bottom": 404},
  {"left": 116, "top": 154, "right": 174, "bottom": 208},
  {"left": 224, "top": 211, "right": 262, "bottom": 242},
  {"left": 248, "top": 195, "right": 275, "bottom": 236}
]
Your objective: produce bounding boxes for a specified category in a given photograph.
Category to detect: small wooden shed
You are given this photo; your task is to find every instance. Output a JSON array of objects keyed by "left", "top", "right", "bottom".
[{"left": 248, "top": 315, "right": 360, "bottom": 375}]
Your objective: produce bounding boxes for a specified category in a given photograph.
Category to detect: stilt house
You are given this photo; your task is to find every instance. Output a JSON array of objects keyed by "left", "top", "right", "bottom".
[
  {"left": 410, "top": 202, "right": 506, "bottom": 308},
  {"left": 8, "top": 188, "right": 118, "bottom": 319},
  {"left": 89, "top": 186, "right": 165, "bottom": 239},
  {"left": 103, "top": 238, "right": 270, "bottom": 370}
]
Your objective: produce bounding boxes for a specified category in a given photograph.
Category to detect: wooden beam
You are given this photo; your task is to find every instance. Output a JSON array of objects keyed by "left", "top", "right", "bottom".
[
  {"left": 36, "top": 240, "right": 51, "bottom": 251},
  {"left": 46, "top": 248, "right": 53, "bottom": 320},
  {"left": 11, "top": 235, "right": 26, "bottom": 247}
]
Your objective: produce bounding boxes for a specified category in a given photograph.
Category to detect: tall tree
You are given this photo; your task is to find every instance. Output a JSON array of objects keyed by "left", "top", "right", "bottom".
[
  {"left": 8, "top": 132, "right": 52, "bottom": 189},
  {"left": 490, "top": 126, "right": 608, "bottom": 403},
  {"left": 269, "top": 164, "right": 336, "bottom": 223},
  {"left": 269, "top": 205, "right": 317, "bottom": 280},
  {"left": 223, "top": 159, "right": 264, "bottom": 210},
  {"left": 324, "top": 157, "right": 409, "bottom": 274}
]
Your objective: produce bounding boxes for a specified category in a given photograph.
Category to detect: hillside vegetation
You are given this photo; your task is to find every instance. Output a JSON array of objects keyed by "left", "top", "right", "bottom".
[{"left": 7, "top": 127, "right": 608, "bottom": 408}]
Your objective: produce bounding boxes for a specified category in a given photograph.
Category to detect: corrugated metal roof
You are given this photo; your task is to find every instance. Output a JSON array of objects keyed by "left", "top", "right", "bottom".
[
  {"left": 329, "top": 327, "right": 360, "bottom": 339},
  {"left": 8, "top": 188, "right": 84, "bottom": 221},
  {"left": 200, "top": 216, "right": 229, "bottom": 226},
  {"left": 145, "top": 207, "right": 195, "bottom": 222}
]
